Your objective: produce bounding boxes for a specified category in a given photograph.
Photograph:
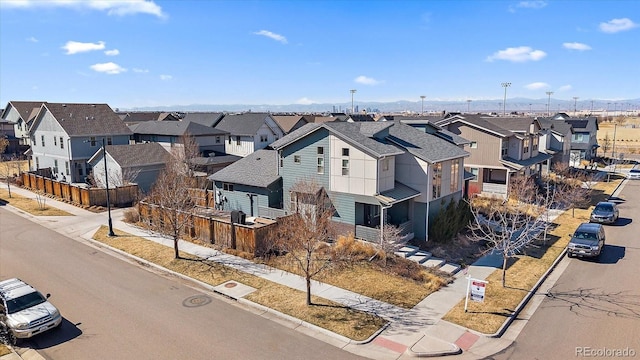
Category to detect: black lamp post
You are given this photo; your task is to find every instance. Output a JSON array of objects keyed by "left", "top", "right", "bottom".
[{"left": 102, "top": 138, "right": 115, "bottom": 236}]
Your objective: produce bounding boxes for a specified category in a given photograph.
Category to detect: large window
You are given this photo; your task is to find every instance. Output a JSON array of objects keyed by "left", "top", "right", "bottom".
[
  {"left": 523, "top": 138, "right": 530, "bottom": 154},
  {"left": 432, "top": 163, "right": 442, "bottom": 199},
  {"left": 572, "top": 132, "right": 590, "bottom": 143},
  {"left": 342, "top": 159, "right": 349, "bottom": 176},
  {"left": 470, "top": 167, "right": 479, "bottom": 181},
  {"left": 450, "top": 161, "right": 459, "bottom": 193},
  {"left": 502, "top": 140, "right": 509, "bottom": 157},
  {"left": 60, "top": 137, "right": 64, "bottom": 149},
  {"left": 317, "top": 147, "right": 324, "bottom": 174},
  {"left": 53, "top": 160, "right": 58, "bottom": 174}
]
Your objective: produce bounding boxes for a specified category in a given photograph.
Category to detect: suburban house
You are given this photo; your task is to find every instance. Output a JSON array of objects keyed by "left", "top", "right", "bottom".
[
  {"left": 211, "top": 120, "right": 469, "bottom": 243},
  {"left": 87, "top": 142, "right": 169, "bottom": 193},
  {"left": 271, "top": 115, "right": 309, "bottom": 134},
  {"left": 547, "top": 113, "right": 599, "bottom": 167},
  {"left": 213, "top": 112, "right": 285, "bottom": 157},
  {"left": 117, "top": 111, "right": 181, "bottom": 124},
  {"left": 28, "top": 103, "right": 133, "bottom": 183},
  {"left": 0, "top": 117, "right": 20, "bottom": 159},
  {"left": 1, "top": 101, "right": 45, "bottom": 150},
  {"left": 435, "top": 114, "right": 551, "bottom": 197},
  {"left": 537, "top": 117, "right": 573, "bottom": 172},
  {"left": 128, "top": 120, "right": 228, "bottom": 155},
  {"left": 181, "top": 112, "right": 225, "bottom": 128}
]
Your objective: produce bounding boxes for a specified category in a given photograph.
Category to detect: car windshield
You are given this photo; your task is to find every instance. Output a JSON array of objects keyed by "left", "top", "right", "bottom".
[
  {"left": 594, "top": 204, "right": 613, "bottom": 212},
  {"left": 6, "top": 292, "right": 47, "bottom": 314},
  {"left": 574, "top": 231, "right": 597, "bottom": 240}
]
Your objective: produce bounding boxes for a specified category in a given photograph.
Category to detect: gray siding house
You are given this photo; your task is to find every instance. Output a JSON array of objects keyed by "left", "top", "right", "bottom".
[
  {"left": 129, "top": 120, "right": 228, "bottom": 155},
  {"left": 214, "top": 113, "right": 285, "bottom": 157},
  {"left": 547, "top": 113, "right": 599, "bottom": 167},
  {"left": 1, "top": 101, "right": 45, "bottom": 149}
]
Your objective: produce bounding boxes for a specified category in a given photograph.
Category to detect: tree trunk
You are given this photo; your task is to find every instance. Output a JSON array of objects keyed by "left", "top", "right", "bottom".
[
  {"left": 306, "top": 275, "right": 312, "bottom": 305},
  {"left": 174, "top": 236, "right": 180, "bottom": 259},
  {"left": 502, "top": 255, "right": 507, "bottom": 287}
]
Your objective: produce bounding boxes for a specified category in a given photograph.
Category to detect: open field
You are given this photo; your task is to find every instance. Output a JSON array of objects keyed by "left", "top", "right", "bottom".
[{"left": 598, "top": 117, "right": 640, "bottom": 156}]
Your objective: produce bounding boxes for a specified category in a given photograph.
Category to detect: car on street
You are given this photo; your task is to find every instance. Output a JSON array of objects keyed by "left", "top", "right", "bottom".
[
  {"left": 0, "top": 278, "right": 62, "bottom": 344},
  {"left": 628, "top": 168, "right": 640, "bottom": 180},
  {"left": 589, "top": 201, "right": 619, "bottom": 224},
  {"left": 567, "top": 223, "right": 606, "bottom": 259}
]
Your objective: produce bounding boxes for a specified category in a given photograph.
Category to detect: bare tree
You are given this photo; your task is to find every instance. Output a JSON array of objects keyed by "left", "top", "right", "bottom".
[
  {"left": 374, "top": 222, "right": 406, "bottom": 266},
  {"left": 266, "top": 179, "right": 341, "bottom": 305},
  {"left": 600, "top": 133, "right": 612, "bottom": 157},
  {"left": 555, "top": 174, "right": 593, "bottom": 218},
  {"left": 467, "top": 176, "right": 549, "bottom": 287},
  {"left": 146, "top": 134, "right": 201, "bottom": 259},
  {"left": 0, "top": 137, "right": 16, "bottom": 198}
]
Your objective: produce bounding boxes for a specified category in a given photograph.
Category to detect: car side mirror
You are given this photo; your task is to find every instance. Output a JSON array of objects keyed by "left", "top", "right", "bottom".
[{"left": 46, "top": 293, "right": 51, "bottom": 299}]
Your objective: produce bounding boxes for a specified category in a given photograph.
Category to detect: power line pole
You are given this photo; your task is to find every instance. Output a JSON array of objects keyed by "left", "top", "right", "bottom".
[{"left": 501, "top": 82, "right": 511, "bottom": 116}]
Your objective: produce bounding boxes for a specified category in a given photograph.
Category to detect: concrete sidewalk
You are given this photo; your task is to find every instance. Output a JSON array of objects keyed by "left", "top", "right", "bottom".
[{"left": 0, "top": 182, "right": 584, "bottom": 359}]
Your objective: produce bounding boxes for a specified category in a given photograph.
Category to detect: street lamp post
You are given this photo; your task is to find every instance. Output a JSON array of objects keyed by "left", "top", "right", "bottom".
[
  {"left": 501, "top": 82, "right": 511, "bottom": 116},
  {"left": 467, "top": 99, "right": 472, "bottom": 113},
  {"left": 350, "top": 89, "right": 357, "bottom": 114},
  {"left": 573, "top": 96, "right": 579, "bottom": 116},
  {"left": 102, "top": 138, "right": 115, "bottom": 236},
  {"left": 546, "top": 91, "right": 554, "bottom": 116},
  {"left": 420, "top": 95, "right": 426, "bottom": 115}
]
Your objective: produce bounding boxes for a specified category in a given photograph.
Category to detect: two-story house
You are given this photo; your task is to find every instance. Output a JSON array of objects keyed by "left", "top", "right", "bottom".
[
  {"left": 210, "top": 121, "right": 469, "bottom": 243},
  {"left": 29, "top": 103, "right": 132, "bottom": 183},
  {"left": 128, "top": 120, "right": 228, "bottom": 155},
  {"left": 435, "top": 114, "right": 551, "bottom": 197},
  {"left": 271, "top": 115, "right": 309, "bottom": 134},
  {"left": 213, "top": 113, "right": 285, "bottom": 157},
  {"left": 1, "top": 101, "right": 45, "bottom": 150},
  {"left": 547, "top": 113, "right": 599, "bottom": 167},
  {"left": 537, "top": 117, "right": 573, "bottom": 172}
]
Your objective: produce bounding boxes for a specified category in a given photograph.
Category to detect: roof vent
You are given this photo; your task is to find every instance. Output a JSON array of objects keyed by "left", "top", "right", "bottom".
[{"left": 62, "top": 104, "right": 66, "bottom": 107}]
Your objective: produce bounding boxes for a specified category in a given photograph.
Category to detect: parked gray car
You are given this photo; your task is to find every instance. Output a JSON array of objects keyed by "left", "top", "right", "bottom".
[
  {"left": 590, "top": 201, "right": 619, "bottom": 224},
  {"left": 567, "top": 223, "right": 606, "bottom": 259}
]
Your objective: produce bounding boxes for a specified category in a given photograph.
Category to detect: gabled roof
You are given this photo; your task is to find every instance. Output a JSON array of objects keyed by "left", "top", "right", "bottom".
[
  {"left": 208, "top": 149, "right": 280, "bottom": 188},
  {"left": 483, "top": 117, "right": 541, "bottom": 133},
  {"left": 129, "top": 120, "right": 228, "bottom": 137},
  {"left": 435, "top": 114, "right": 514, "bottom": 138},
  {"left": 387, "top": 122, "right": 469, "bottom": 163},
  {"left": 1, "top": 101, "right": 46, "bottom": 123},
  {"left": 119, "top": 111, "right": 180, "bottom": 123},
  {"left": 36, "top": 103, "right": 132, "bottom": 136},
  {"left": 88, "top": 142, "right": 169, "bottom": 167},
  {"left": 564, "top": 118, "right": 598, "bottom": 132},
  {"left": 182, "top": 112, "right": 224, "bottom": 127},
  {"left": 347, "top": 114, "right": 375, "bottom": 122},
  {"left": 271, "top": 115, "right": 308, "bottom": 133},
  {"left": 214, "top": 112, "right": 282, "bottom": 136}
]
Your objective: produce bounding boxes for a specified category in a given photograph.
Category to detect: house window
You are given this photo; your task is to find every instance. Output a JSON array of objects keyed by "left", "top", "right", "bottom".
[
  {"left": 53, "top": 160, "right": 58, "bottom": 174},
  {"left": 236, "top": 136, "right": 241, "bottom": 145},
  {"left": 41, "top": 135, "right": 45, "bottom": 146},
  {"left": 90, "top": 137, "right": 96, "bottom": 146},
  {"left": 228, "top": 136, "right": 232, "bottom": 144},
  {"left": 32, "top": 136, "right": 36, "bottom": 146},
  {"left": 35, "top": 157, "right": 39, "bottom": 169},
  {"left": 60, "top": 137, "right": 64, "bottom": 149},
  {"left": 317, "top": 147, "right": 324, "bottom": 155},
  {"left": 294, "top": 155, "right": 301, "bottom": 164},
  {"left": 450, "top": 161, "right": 459, "bottom": 193},
  {"left": 260, "top": 135, "right": 268, "bottom": 142},
  {"left": 223, "top": 183, "right": 234, "bottom": 192},
  {"left": 501, "top": 140, "right": 509, "bottom": 157},
  {"left": 432, "top": 163, "right": 442, "bottom": 199},
  {"left": 532, "top": 136, "right": 538, "bottom": 148},
  {"left": 317, "top": 157, "right": 324, "bottom": 174},
  {"left": 65, "top": 161, "right": 70, "bottom": 175},
  {"left": 470, "top": 167, "right": 479, "bottom": 181},
  {"left": 216, "top": 136, "right": 221, "bottom": 144},
  {"left": 382, "top": 158, "right": 389, "bottom": 171},
  {"left": 342, "top": 159, "right": 349, "bottom": 175},
  {"left": 342, "top": 148, "right": 349, "bottom": 156},
  {"left": 54, "top": 137, "right": 57, "bottom": 146},
  {"left": 107, "top": 137, "right": 113, "bottom": 145},
  {"left": 523, "top": 138, "right": 530, "bottom": 154},
  {"left": 470, "top": 141, "right": 478, "bottom": 149},
  {"left": 279, "top": 155, "right": 283, "bottom": 167}
]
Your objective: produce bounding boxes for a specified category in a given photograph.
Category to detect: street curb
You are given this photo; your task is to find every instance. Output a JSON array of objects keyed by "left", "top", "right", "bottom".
[{"left": 406, "top": 334, "right": 462, "bottom": 358}]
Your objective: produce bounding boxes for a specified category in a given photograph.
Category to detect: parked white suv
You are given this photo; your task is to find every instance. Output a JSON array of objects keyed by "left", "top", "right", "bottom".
[{"left": 0, "top": 278, "right": 62, "bottom": 343}]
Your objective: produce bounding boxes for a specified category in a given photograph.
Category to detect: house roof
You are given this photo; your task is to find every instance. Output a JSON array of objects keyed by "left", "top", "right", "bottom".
[
  {"left": 2, "top": 101, "right": 46, "bottom": 124},
  {"left": 322, "top": 121, "right": 404, "bottom": 158},
  {"left": 38, "top": 103, "right": 132, "bottom": 136},
  {"left": 375, "top": 181, "right": 421, "bottom": 206},
  {"left": 119, "top": 111, "right": 180, "bottom": 123},
  {"left": 310, "top": 116, "right": 337, "bottom": 124},
  {"left": 88, "top": 142, "right": 169, "bottom": 168},
  {"left": 386, "top": 122, "right": 469, "bottom": 163},
  {"left": 214, "top": 113, "right": 282, "bottom": 136},
  {"left": 129, "top": 120, "right": 228, "bottom": 137},
  {"left": 435, "top": 114, "right": 515, "bottom": 138},
  {"left": 483, "top": 117, "right": 540, "bottom": 133},
  {"left": 182, "top": 112, "right": 225, "bottom": 127},
  {"left": 208, "top": 149, "right": 280, "bottom": 188},
  {"left": 347, "top": 114, "right": 375, "bottom": 122},
  {"left": 271, "top": 115, "right": 308, "bottom": 133},
  {"left": 500, "top": 152, "right": 552, "bottom": 171},
  {"left": 189, "top": 153, "right": 242, "bottom": 166}
]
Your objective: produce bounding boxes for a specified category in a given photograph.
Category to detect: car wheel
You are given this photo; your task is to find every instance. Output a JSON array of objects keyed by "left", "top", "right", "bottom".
[{"left": 567, "top": 252, "right": 573, "bottom": 258}]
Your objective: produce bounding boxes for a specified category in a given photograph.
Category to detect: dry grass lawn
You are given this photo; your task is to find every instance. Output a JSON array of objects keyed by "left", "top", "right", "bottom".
[
  {"left": 92, "top": 227, "right": 387, "bottom": 341},
  {"left": 0, "top": 188, "right": 72, "bottom": 216},
  {"left": 442, "top": 179, "right": 621, "bottom": 334},
  {"left": 0, "top": 344, "right": 10, "bottom": 356}
]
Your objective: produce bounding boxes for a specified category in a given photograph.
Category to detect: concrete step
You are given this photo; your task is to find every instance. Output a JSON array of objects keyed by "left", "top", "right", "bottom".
[
  {"left": 421, "top": 257, "right": 446, "bottom": 269},
  {"left": 394, "top": 245, "right": 419, "bottom": 258},
  {"left": 439, "top": 263, "right": 462, "bottom": 275},
  {"left": 406, "top": 250, "right": 432, "bottom": 264}
]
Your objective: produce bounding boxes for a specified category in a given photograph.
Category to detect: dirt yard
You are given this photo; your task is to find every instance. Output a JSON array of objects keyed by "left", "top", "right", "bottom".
[{"left": 598, "top": 116, "right": 640, "bottom": 156}]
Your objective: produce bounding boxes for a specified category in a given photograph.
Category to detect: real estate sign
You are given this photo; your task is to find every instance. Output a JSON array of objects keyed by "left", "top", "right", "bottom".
[{"left": 464, "top": 277, "right": 488, "bottom": 312}]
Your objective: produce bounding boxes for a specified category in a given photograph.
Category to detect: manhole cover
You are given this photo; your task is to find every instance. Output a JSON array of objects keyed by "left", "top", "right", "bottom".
[
  {"left": 224, "top": 282, "right": 238, "bottom": 288},
  {"left": 182, "top": 295, "right": 212, "bottom": 308}
]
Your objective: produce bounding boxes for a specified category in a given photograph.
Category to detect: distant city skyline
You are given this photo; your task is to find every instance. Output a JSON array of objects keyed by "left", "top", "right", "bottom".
[{"left": 1, "top": 1, "right": 639, "bottom": 109}]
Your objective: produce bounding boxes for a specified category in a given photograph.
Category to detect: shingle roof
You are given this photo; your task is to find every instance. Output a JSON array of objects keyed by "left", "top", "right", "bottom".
[
  {"left": 214, "top": 113, "right": 280, "bottom": 136},
  {"left": 435, "top": 114, "right": 514, "bottom": 137},
  {"left": 208, "top": 149, "right": 280, "bottom": 187},
  {"left": 129, "top": 121, "right": 228, "bottom": 137},
  {"left": 119, "top": 112, "right": 179, "bottom": 123},
  {"left": 387, "top": 122, "right": 469, "bottom": 163},
  {"left": 182, "top": 112, "right": 224, "bottom": 127},
  {"left": 90, "top": 142, "right": 169, "bottom": 167},
  {"left": 322, "top": 122, "right": 403, "bottom": 158},
  {"left": 42, "top": 103, "right": 132, "bottom": 136},
  {"left": 2, "top": 101, "right": 46, "bottom": 123},
  {"left": 483, "top": 117, "right": 540, "bottom": 133},
  {"left": 271, "top": 115, "right": 308, "bottom": 133}
]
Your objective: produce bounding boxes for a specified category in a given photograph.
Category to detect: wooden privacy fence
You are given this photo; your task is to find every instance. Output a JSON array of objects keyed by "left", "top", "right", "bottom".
[
  {"left": 20, "top": 172, "right": 138, "bottom": 207},
  {"left": 138, "top": 202, "right": 277, "bottom": 256}
]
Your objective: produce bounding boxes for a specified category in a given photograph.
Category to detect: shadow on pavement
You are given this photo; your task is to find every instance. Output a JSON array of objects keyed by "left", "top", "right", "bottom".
[
  {"left": 611, "top": 217, "right": 632, "bottom": 226},
  {"left": 597, "top": 244, "right": 625, "bottom": 264},
  {"left": 26, "top": 318, "right": 82, "bottom": 350}
]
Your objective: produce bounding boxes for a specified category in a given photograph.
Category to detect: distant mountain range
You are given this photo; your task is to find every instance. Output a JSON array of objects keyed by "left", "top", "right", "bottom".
[{"left": 121, "top": 97, "right": 640, "bottom": 114}]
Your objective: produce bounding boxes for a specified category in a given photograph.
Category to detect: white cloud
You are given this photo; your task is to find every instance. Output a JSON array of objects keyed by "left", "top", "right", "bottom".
[
  {"left": 557, "top": 85, "right": 572, "bottom": 92},
  {"left": 104, "top": 49, "right": 120, "bottom": 56},
  {"left": 296, "top": 97, "right": 315, "bottom": 105},
  {"left": 1, "top": 0, "right": 166, "bottom": 18},
  {"left": 254, "top": 30, "right": 288, "bottom": 44},
  {"left": 62, "top": 40, "right": 105, "bottom": 55},
  {"left": 133, "top": 68, "right": 149, "bottom": 73},
  {"left": 599, "top": 18, "right": 638, "bottom": 33},
  {"left": 26, "top": 36, "right": 38, "bottom": 43},
  {"left": 486, "top": 46, "right": 547, "bottom": 62},
  {"left": 563, "top": 42, "right": 591, "bottom": 51},
  {"left": 159, "top": 74, "right": 172, "bottom": 80},
  {"left": 525, "top": 82, "right": 549, "bottom": 90},
  {"left": 355, "top": 75, "right": 381, "bottom": 85},
  {"left": 90, "top": 62, "right": 126, "bottom": 74},
  {"left": 516, "top": 1, "right": 547, "bottom": 9}
]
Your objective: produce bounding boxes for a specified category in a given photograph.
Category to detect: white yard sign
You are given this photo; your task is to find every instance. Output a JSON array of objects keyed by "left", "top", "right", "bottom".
[{"left": 464, "top": 277, "right": 488, "bottom": 312}]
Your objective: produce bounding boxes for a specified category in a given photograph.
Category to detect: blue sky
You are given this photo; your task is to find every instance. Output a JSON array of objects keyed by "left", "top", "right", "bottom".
[{"left": 1, "top": 0, "right": 638, "bottom": 110}]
